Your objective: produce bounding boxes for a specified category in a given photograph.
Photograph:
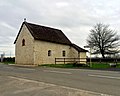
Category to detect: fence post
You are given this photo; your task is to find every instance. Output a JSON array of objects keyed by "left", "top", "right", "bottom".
[
  {"left": 74, "top": 58, "right": 75, "bottom": 63},
  {"left": 64, "top": 58, "right": 65, "bottom": 64},
  {"left": 115, "top": 58, "right": 117, "bottom": 65},
  {"left": 79, "top": 58, "right": 80, "bottom": 64},
  {"left": 55, "top": 58, "right": 56, "bottom": 65}
]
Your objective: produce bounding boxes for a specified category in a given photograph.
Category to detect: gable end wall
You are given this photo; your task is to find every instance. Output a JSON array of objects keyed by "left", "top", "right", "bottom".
[{"left": 15, "top": 24, "right": 34, "bottom": 65}]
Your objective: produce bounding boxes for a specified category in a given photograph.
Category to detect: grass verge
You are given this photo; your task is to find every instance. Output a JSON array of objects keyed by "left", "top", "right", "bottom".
[
  {"left": 0, "top": 61, "right": 15, "bottom": 65},
  {"left": 40, "top": 63, "right": 120, "bottom": 69},
  {"left": 40, "top": 63, "right": 89, "bottom": 68}
]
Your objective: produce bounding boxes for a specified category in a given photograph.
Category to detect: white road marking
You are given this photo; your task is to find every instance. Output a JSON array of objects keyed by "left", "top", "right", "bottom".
[
  {"left": 43, "top": 70, "right": 72, "bottom": 74},
  {"left": 88, "top": 74, "right": 120, "bottom": 80}
]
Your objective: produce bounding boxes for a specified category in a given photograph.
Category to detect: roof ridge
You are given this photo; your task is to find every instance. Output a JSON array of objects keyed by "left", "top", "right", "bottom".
[{"left": 24, "top": 21, "right": 61, "bottom": 31}]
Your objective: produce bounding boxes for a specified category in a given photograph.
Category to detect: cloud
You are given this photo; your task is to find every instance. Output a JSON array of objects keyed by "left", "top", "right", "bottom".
[
  {"left": 1, "top": 22, "right": 16, "bottom": 31},
  {"left": 0, "top": 0, "right": 120, "bottom": 57},
  {"left": 56, "top": 2, "right": 69, "bottom": 8}
]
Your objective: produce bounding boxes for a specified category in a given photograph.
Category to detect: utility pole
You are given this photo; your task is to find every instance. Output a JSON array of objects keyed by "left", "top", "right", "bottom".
[{"left": 84, "top": 45, "right": 92, "bottom": 67}]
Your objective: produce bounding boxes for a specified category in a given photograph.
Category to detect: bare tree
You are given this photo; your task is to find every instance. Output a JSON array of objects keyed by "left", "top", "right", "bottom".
[{"left": 87, "top": 23, "right": 120, "bottom": 58}]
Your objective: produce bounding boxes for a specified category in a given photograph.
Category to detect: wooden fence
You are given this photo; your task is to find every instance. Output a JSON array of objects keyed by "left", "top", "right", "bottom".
[
  {"left": 55, "top": 58, "right": 120, "bottom": 65},
  {"left": 55, "top": 58, "right": 87, "bottom": 64}
]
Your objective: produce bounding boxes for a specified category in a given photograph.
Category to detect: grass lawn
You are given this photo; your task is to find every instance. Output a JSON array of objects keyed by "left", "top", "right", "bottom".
[
  {"left": 1, "top": 61, "right": 120, "bottom": 69},
  {"left": 90, "top": 63, "right": 109, "bottom": 68},
  {"left": 40, "top": 64, "right": 79, "bottom": 68},
  {"left": 90, "top": 62, "right": 120, "bottom": 68},
  {"left": 0, "top": 61, "right": 15, "bottom": 64},
  {"left": 40, "top": 63, "right": 120, "bottom": 69}
]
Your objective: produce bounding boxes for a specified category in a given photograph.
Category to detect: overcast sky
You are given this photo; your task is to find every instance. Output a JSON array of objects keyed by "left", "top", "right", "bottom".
[{"left": 0, "top": 0, "right": 120, "bottom": 57}]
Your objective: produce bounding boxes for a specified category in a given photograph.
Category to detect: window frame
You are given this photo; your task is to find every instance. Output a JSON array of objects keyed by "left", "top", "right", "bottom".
[
  {"left": 62, "top": 50, "right": 66, "bottom": 57},
  {"left": 22, "top": 39, "right": 25, "bottom": 46},
  {"left": 48, "top": 50, "right": 51, "bottom": 56}
]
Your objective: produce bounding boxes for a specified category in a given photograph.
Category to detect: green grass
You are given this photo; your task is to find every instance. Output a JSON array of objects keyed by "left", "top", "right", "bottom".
[
  {"left": 40, "top": 64, "right": 76, "bottom": 68},
  {"left": 89, "top": 62, "right": 120, "bottom": 68},
  {"left": 1, "top": 61, "right": 120, "bottom": 69},
  {"left": 0, "top": 61, "right": 15, "bottom": 65},
  {"left": 40, "top": 63, "right": 120, "bottom": 69},
  {"left": 90, "top": 63, "right": 110, "bottom": 68},
  {"left": 40, "top": 63, "right": 89, "bottom": 68}
]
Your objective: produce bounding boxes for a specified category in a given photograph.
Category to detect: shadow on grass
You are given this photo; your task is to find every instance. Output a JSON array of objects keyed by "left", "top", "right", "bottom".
[
  {"left": 39, "top": 63, "right": 120, "bottom": 70},
  {"left": 40, "top": 63, "right": 89, "bottom": 68}
]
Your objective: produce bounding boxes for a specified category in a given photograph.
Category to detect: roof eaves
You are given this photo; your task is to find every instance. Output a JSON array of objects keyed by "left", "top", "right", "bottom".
[
  {"left": 72, "top": 44, "right": 88, "bottom": 52},
  {"left": 14, "top": 22, "right": 25, "bottom": 44}
]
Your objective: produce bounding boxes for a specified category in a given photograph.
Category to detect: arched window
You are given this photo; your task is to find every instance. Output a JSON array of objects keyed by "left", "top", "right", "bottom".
[
  {"left": 22, "top": 39, "right": 25, "bottom": 46},
  {"left": 62, "top": 50, "right": 66, "bottom": 57},
  {"left": 48, "top": 50, "right": 51, "bottom": 56}
]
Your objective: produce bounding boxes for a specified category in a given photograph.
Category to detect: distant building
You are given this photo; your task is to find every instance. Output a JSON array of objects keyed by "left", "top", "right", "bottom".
[{"left": 14, "top": 21, "right": 87, "bottom": 66}]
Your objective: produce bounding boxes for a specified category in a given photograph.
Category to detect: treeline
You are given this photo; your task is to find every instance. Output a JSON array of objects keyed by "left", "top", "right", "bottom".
[
  {"left": 0, "top": 57, "right": 15, "bottom": 62},
  {"left": 87, "top": 58, "right": 120, "bottom": 63}
]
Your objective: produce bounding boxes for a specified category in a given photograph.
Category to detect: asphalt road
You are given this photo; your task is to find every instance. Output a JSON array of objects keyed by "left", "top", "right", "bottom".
[{"left": 0, "top": 64, "right": 120, "bottom": 96}]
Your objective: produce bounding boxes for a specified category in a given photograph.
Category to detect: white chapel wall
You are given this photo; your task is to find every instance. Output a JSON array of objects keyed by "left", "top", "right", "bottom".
[{"left": 15, "top": 24, "right": 34, "bottom": 65}]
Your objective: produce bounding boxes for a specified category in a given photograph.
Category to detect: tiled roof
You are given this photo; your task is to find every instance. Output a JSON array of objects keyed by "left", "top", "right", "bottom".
[
  {"left": 14, "top": 22, "right": 72, "bottom": 45},
  {"left": 14, "top": 21, "right": 87, "bottom": 52},
  {"left": 72, "top": 44, "right": 88, "bottom": 52}
]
